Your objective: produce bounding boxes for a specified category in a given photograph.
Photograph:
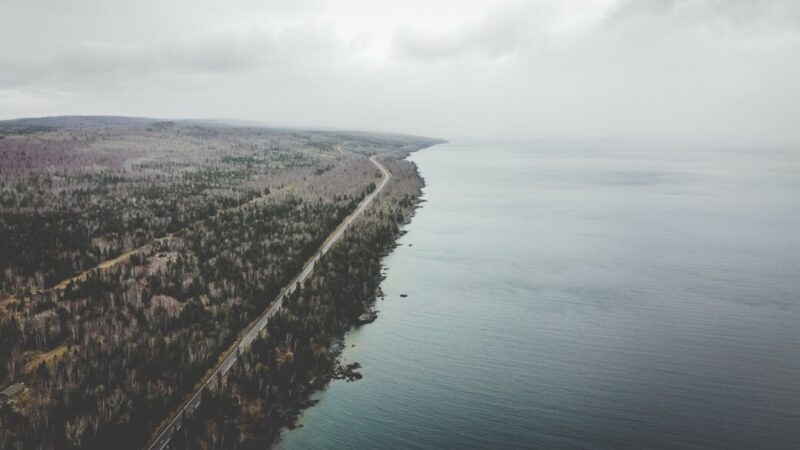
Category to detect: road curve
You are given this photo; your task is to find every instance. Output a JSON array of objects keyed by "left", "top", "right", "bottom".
[{"left": 147, "top": 154, "right": 391, "bottom": 450}]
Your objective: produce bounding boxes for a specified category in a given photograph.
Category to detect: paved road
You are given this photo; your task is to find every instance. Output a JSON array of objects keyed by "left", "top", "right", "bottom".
[{"left": 147, "top": 154, "right": 391, "bottom": 450}]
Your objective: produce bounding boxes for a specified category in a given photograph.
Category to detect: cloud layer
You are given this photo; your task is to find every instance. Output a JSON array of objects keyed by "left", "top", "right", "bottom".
[{"left": 1, "top": 0, "right": 799, "bottom": 145}]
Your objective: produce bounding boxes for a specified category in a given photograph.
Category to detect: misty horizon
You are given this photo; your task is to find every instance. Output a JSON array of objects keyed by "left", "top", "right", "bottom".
[{"left": 1, "top": 0, "right": 799, "bottom": 146}]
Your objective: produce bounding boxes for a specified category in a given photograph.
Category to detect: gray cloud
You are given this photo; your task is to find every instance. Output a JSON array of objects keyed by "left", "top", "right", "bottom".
[
  {"left": 0, "top": 25, "right": 355, "bottom": 89},
  {"left": 607, "top": 0, "right": 800, "bottom": 33},
  {"left": 0, "top": 0, "right": 799, "bottom": 146},
  {"left": 392, "top": 5, "right": 534, "bottom": 62},
  {"left": 391, "top": 0, "right": 800, "bottom": 63}
]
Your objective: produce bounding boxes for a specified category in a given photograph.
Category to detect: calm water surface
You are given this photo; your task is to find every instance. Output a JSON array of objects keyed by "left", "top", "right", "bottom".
[{"left": 279, "top": 141, "right": 800, "bottom": 449}]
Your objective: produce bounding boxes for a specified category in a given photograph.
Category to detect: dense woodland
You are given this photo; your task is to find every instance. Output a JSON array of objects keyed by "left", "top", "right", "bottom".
[
  {"left": 170, "top": 157, "right": 424, "bottom": 449},
  {"left": 0, "top": 117, "right": 439, "bottom": 450}
]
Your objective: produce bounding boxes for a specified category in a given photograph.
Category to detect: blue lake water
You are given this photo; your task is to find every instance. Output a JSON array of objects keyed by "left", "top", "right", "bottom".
[{"left": 278, "top": 141, "right": 800, "bottom": 449}]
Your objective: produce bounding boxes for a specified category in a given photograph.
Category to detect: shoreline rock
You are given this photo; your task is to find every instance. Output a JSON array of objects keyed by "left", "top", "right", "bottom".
[{"left": 357, "top": 311, "right": 378, "bottom": 324}]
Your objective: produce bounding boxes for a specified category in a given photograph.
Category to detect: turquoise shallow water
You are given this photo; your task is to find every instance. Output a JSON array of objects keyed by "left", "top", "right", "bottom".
[{"left": 278, "top": 141, "right": 800, "bottom": 449}]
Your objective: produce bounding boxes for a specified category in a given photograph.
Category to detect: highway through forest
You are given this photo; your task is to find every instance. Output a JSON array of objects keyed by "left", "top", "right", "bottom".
[{"left": 147, "top": 154, "right": 391, "bottom": 450}]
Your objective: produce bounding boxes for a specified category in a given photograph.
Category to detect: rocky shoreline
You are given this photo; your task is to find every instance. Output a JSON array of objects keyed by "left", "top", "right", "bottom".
[
  {"left": 167, "top": 149, "right": 432, "bottom": 449},
  {"left": 271, "top": 156, "right": 428, "bottom": 443}
]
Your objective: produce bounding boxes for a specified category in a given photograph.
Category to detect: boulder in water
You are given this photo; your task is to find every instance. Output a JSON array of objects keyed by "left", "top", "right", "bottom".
[{"left": 358, "top": 311, "right": 377, "bottom": 323}]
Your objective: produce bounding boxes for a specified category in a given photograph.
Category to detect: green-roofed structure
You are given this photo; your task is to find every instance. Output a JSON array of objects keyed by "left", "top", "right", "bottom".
[{"left": 0, "top": 383, "right": 24, "bottom": 400}]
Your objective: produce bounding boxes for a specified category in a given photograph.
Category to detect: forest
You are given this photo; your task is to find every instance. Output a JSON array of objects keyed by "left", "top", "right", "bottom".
[
  {"left": 0, "top": 117, "right": 439, "bottom": 449},
  {"left": 169, "top": 157, "right": 425, "bottom": 449}
]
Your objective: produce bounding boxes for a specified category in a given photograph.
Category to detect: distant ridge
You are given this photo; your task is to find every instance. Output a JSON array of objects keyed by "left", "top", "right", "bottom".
[
  {"left": 0, "top": 115, "right": 447, "bottom": 144},
  {"left": 0, "top": 115, "right": 157, "bottom": 130}
]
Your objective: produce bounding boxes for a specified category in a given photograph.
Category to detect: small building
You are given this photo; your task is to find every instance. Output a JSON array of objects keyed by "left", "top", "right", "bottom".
[{"left": 0, "top": 383, "right": 24, "bottom": 401}]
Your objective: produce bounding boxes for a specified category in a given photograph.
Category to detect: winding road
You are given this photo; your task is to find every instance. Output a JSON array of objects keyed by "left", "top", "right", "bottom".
[{"left": 147, "top": 154, "right": 391, "bottom": 450}]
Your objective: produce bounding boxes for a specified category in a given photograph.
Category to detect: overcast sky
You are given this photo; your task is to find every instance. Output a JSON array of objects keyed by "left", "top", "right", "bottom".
[{"left": 1, "top": 0, "right": 798, "bottom": 144}]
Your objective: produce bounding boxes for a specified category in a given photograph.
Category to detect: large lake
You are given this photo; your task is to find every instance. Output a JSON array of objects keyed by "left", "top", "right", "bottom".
[{"left": 279, "top": 141, "right": 800, "bottom": 449}]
